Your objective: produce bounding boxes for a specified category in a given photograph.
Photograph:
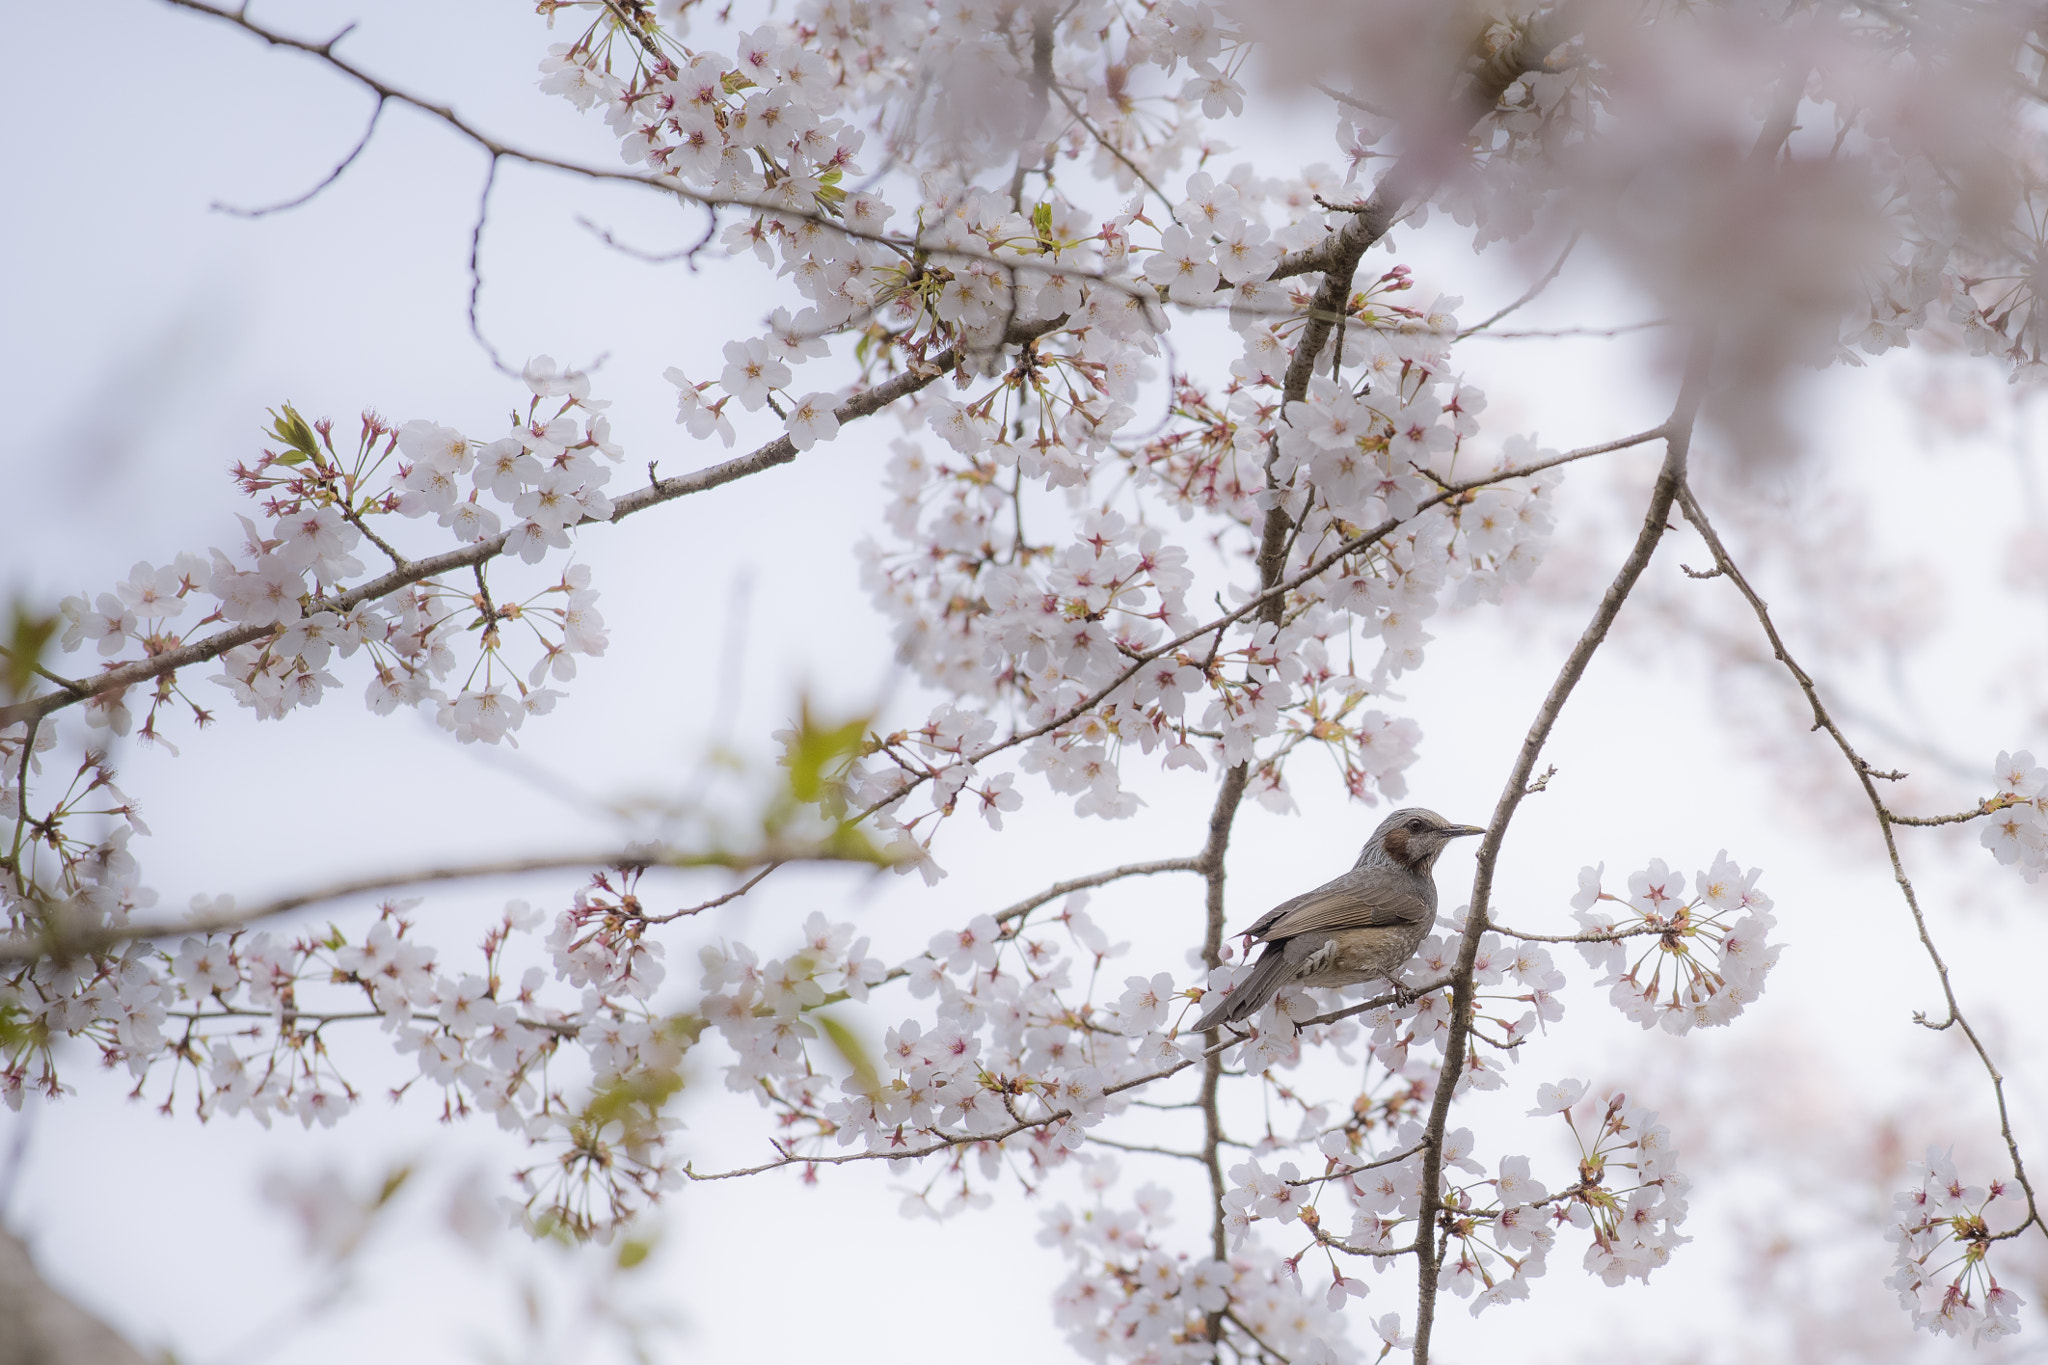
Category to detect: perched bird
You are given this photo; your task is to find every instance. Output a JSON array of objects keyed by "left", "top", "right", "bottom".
[{"left": 1190, "top": 807, "right": 1485, "bottom": 1032}]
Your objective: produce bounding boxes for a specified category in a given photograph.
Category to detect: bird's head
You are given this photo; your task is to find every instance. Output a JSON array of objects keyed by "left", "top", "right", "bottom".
[{"left": 1359, "top": 808, "right": 1486, "bottom": 872}]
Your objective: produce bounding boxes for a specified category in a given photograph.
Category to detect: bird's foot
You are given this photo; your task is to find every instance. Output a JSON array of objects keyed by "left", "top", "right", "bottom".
[{"left": 1388, "top": 980, "right": 1419, "bottom": 1009}]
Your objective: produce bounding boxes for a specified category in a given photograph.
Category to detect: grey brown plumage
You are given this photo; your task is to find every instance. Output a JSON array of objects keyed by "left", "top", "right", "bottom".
[{"left": 1191, "top": 808, "right": 1484, "bottom": 1032}]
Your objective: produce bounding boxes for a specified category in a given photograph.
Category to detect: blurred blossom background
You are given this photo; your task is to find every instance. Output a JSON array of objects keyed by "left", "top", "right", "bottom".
[{"left": 3, "top": 1, "right": 2047, "bottom": 1361}]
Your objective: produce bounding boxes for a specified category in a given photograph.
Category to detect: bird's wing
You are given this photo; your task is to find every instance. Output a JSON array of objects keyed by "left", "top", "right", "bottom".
[{"left": 1240, "top": 867, "right": 1431, "bottom": 941}]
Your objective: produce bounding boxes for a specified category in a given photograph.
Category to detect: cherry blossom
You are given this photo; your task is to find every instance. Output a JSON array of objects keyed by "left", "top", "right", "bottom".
[{"left": 6, "top": 1, "right": 2047, "bottom": 1356}]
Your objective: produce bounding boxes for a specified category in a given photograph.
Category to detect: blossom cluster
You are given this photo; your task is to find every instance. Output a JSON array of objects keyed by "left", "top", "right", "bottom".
[
  {"left": 1207, "top": 926, "right": 1567, "bottom": 1283},
  {"left": 43, "top": 365, "right": 614, "bottom": 751},
  {"left": 850, "top": 290, "right": 1562, "bottom": 868},
  {"left": 4, "top": 362, "right": 633, "bottom": 1134},
  {"left": 1219, "top": 1074, "right": 1690, "bottom": 1326},
  {"left": 534, "top": 1, "right": 1571, "bottom": 880},
  {"left": 734, "top": 897, "right": 1209, "bottom": 1203},
  {"left": 6, "top": 864, "right": 769, "bottom": 1239},
  {"left": 694, "top": 912, "right": 891, "bottom": 1122},
  {"left": 1888, "top": 1146, "right": 2027, "bottom": 1343},
  {"left": 1980, "top": 750, "right": 2048, "bottom": 883},
  {"left": 1566, "top": 854, "right": 1782, "bottom": 1034},
  {"left": 1525, "top": 1084, "right": 1691, "bottom": 1288},
  {"left": 1039, "top": 1163, "right": 1386, "bottom": 1365}
]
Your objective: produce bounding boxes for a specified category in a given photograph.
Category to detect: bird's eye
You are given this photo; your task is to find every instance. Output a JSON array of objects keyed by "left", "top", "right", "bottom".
[{"left": 1407, "top": 818, "right": 1426, "bottom": 831}]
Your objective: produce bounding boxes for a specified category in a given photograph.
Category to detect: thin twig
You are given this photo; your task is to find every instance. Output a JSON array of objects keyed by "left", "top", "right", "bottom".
[
  {"left": 1293, "top": 978, "right": 1451, "bottom": 1030},
  {"left": 1084, "top": 1135, "right": 1209, "bottom": 1162},
  {"left": 1456, "top": 229, "right": 1580, "bottom": 338},
  {"left": 1459, "top": 320, "right": 1671, "bottom": 341},
  {"left": 574, "top": 214, "right": 707, "bottom": 266},
  {"left": 466, "top": 156, "right": 515, "bottom": 376},
  {"left": 0, "top": 844, "right": 881, "bottom": 964},
  {"left": 992, "top": 856, "right": 1205, "bottom": 926},
  {"left": 213, "top": 98, "right": 387, "bottom": 217},
  {"left": 646, "top": 862, "right": 782, "bottom": 922},
  {"left": 1889, "top": 802, "right": 2009, "bottom": 828},
  {"left": 1485, "top": 922, "right": 1667, "bottom": 945},
  {"left": 1286, "top": 1140, "right": 1427, "bottom": 1187},
  {"left": 1676, "top": 479, "right": 2045, "bottom": 1247}
]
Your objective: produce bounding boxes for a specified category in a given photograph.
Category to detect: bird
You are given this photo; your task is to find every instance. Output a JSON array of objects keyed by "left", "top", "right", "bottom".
[{"left": 1189, "top": 807, "right": 1486, "bottom": 1032}]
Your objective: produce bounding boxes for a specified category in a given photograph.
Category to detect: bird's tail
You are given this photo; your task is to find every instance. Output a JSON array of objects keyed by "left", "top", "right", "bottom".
[{"left": 1191, "top": 947, "right": 1290, "bottom": 1032}]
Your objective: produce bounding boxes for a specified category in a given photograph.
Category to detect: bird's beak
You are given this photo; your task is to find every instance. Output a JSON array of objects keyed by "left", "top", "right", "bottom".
[{"left": 1447, "top": 825, "right": 1487, "bottom": 840}]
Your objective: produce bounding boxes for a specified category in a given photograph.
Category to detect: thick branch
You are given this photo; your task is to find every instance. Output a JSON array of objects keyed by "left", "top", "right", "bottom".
[
  {"left": 1267, "top": 11, "right": 1577, "bottom": 283},
  {"left": 1258, "top": 7, "right": 1579, "bottom": 637},
  {"left": 1410, "top": 333, "right": 1711, "bottom": 1365},
  {"left": 0, "top": 1230, "right": 153, "bottom": 1365}
]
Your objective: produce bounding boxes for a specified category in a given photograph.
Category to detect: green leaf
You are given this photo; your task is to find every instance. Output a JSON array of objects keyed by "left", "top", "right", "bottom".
[
  {"left": 783, "top": 700, "right": 871, "bottom": 805},
  {"left": 616, "top": 1236, "right": 656, "bottom": 1270},
  {"left": 0, "top": 1001, "right": 45, "bottom": 1053},
  {"left": 373, "top": 1164, "right": 415, "bottom": 1209},
  {"left": 266, "top": 403, "right": 321, "bottom": 467},
  {"left": 1031, "top": 201, "right": 1056, "bottom": 253},
  {"left": 814, "top": 1011, "right": 880, "bottom": 1098},
  {"left": 1, "top": 603, "right": 58, "bottom": 703}
]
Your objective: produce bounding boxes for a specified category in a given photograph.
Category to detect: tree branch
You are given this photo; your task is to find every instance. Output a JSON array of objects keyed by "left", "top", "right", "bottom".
[
  {"left": 1676, "top": 479, "right": 2045, "bottom": 1247},
  {"left": 1410, "top": 329, "right": 1713, "bottom": 1365},
  {"left": 0, "top": 1230, "right": 154, "bottom": 1365},
  {"left": 0, "top": 842, "right": 880, "bottom": 965},
  {"left": 991, "top": 857, "right": 1205, "bottom": 926},
  {"left": 684, "top": 1032, "right": 1236, "bottom": 1181},
  {"left": 849, "top": 425, "right": 1664, "bottom": 826},
  {"left": 0, "top": 320, "right": 1065, "bottom": 734},
  {"left": 1456, "top": 229, "right": 1580, "bottom": 338},
  {"left": 213, "top": 96, "right": 387, "bottom": 218}
]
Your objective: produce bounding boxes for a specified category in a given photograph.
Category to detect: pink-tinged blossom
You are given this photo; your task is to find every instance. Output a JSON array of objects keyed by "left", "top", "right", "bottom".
[
  {"left": 1529, "top": 1078, "right": 1587, "bottom": 1115},
  {"left": 522, "top": 354, "right": 589, "bottom": 401},
  {"left": 473, "top": 437, "right": 539, "bottom": 503},
  {"left": 1116, "top": 972, "right": 1178, "bottom": 1036},
  {"left": 1890, "top": 1146, "right": 2028, "bottom": 1342},
  {"left": 1141, "top": 224, "right": 1220, "bottom": 303},
  {"left": 720, "top": 337, "right": 792, "bottom": 410},
  {"left": 1981, "top": 749, "right": 2048, "bottom": 882},
  {"left": 783, "top": 392, "right": 841, "bottom": 450},
  {"left": 219, "top": 557, "right": 306, "bottom": 628},
  {"left": 116, "top": 561, "right": 186, "bottom": 619},
  {"left": 664, "top": 367, "right": 736, "bottom": 446}
]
